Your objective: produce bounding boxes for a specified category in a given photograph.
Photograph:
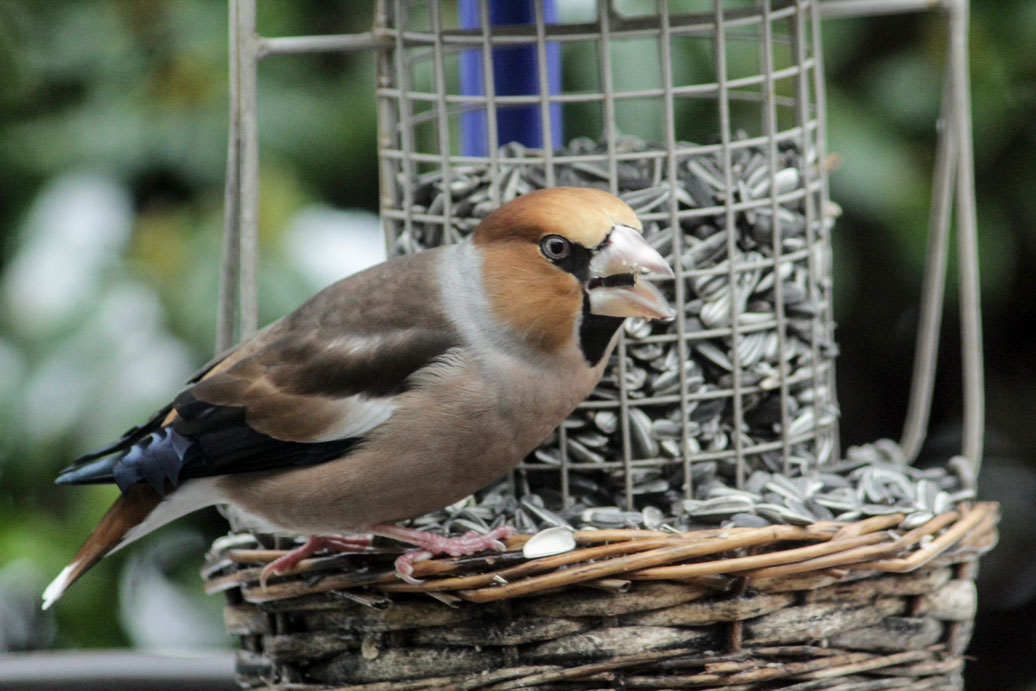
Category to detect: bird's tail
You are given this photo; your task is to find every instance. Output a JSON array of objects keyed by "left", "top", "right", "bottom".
[{"left": 42, "top": 483, "right": 162, "bottom": 610}]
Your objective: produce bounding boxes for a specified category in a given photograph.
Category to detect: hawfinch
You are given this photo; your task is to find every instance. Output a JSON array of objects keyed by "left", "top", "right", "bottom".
[{"left": 43, "top": 186, "right": 674, "bottom": 609}]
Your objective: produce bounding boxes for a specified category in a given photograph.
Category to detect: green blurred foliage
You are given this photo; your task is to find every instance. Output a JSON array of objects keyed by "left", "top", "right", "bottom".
[
  {"left": 0, "top": 0, "right": 381, "bottom": 651},
  {"left": 822, "top": 8, "right": 1036, "bottom": 464},
  {"left": 0, "top": 3, "right": 1032, "bottom": 687}
]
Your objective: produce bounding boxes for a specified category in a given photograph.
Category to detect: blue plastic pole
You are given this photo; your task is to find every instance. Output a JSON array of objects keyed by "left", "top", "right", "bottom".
[{"left": 459, "top": 0, "right": 561, "bottom": 156}]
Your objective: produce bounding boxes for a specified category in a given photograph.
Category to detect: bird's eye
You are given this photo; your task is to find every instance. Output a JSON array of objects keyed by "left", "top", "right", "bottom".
[{"left": 540, "top": 234, "right": 571, "bottom": 261}]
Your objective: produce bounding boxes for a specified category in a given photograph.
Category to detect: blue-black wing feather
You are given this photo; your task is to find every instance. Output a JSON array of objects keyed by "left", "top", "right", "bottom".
[{"left": 55, "top": 392, "right": 363, "bottom": 497}]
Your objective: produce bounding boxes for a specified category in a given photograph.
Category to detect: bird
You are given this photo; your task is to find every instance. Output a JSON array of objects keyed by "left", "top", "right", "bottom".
[{"left": 42, "top": 186, "right": 674, "bottom": 609}]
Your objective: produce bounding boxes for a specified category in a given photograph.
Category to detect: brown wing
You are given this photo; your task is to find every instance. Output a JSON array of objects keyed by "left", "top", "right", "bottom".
[{"left": 56, "top": 248, "right": 461, "bottom": 494}]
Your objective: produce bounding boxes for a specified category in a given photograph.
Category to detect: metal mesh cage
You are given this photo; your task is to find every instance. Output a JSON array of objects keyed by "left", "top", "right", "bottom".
[{"left": 376, "top": 1, "right": 839, "bottom": 517}]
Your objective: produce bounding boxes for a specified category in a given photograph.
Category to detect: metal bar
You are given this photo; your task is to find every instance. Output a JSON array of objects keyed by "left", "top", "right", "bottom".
[
  {"left": 392, "top": 7, "right": 795, "bottom": 42},
  {"left": 379, "top": 124, "right": 820, "bottom": 163},
  {"left": 236, "top": 0, "right": 260, "bottom": 340},
  {"left": 530, "top": 0, "right": 565, "bottom": 503},
  {"left": 820, "top": 0, "right": 984, "bottom": 471},
  {"left": 430, "top": 0, "right": 454, "bottom": 247},
  {"left": 810, "top": 0, "right": 841, "bottom": 463},
  {"left": 654, "top": 0, "right": 694, "bottom": 501},
  {"left": 596, "top": 0, "right": 619, "bottom": 508},
  {"left": 610, "top": 51, "right": 634, "bottom": 510},
  {"left": 479, "top": 0, "right": 501, "bottom": 206},
  {"left": 382, "top": 65, "right": 813, "bottom": 103},
  {"left": 761, "top": 0, "right": 793, "bottom": 474},
  {"left": 712, "top": 1, "right": 748, "bottom": 488},
  {"left": 598, "top": 0, "right": 618, "bottom": 195},
  {"left": 900, "top": 58, "right": 956, "bottom": 462},
  {"left": 375, "top": 0, "right": 399, "bottom": 257},
  {"left": 792, "top": 2, "right": 830, "bottom": 470},
  {"left": 217, "top": 0, "right": 242, "bottom": 353},
  {"left": 946, "top": 0, "right": 984, "bottom": 472},
  {"left": 819, "top": 0, "right": 943, "bottom": 18},
  {"left": 256, "top": 33, "right": 392, "bottom": 58},
  {"left": 534, "top": 0, "right": 556, "bottom": 187},
  {"left": 390, "top": 0, "right": 417, "bottom": 256}
]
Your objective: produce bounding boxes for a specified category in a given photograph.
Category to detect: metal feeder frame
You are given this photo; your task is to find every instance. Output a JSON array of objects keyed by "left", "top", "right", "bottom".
[{"left": 217, "top": 0, "right": 983, "bottom": 502}]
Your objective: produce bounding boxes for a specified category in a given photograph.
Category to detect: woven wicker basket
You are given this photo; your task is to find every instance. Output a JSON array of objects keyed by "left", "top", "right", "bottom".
[{"left": 204, "top": 501, "right": 997, "bottom": 690}]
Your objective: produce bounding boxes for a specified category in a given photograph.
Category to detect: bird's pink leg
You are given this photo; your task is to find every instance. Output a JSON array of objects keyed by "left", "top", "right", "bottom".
[
  {"left": 370, "top": 524, "right": 516, "bottom": 585},
  {"left": 260, "top": 535, "right": 373, "bottom": 588}
]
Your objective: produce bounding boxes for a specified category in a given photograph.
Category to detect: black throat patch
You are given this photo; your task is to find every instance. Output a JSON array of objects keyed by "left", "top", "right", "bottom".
[{"left": 578, "top": 296, "right": 624, "bottom": 367}]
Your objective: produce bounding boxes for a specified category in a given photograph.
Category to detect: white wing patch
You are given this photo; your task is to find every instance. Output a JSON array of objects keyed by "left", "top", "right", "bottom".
[
  {"left": 323, "top": 328, "right": 426, "bottom": 359},
  {"left": 308, "top": 395, "right": 395, "bottom": 442}
]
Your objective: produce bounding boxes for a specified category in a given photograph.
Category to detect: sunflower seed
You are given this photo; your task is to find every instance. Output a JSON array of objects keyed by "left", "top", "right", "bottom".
[
  {"left": 628, "top": 407, "right": 660, "bottom": 459},
  {"left": 522, "top": 527, "right": 577, "bottom": 559},
  {"left": 566, "top": 437, "right": 606, "bottom": 465},
  {"left": 642, "top": 506, "right": 665, "bottom": 530},
  {"left": 729, "top": 512, "right": 770, "bottom": 528},
  {"left": 592, "top": 410, "right": 619, "bottom": 435}
]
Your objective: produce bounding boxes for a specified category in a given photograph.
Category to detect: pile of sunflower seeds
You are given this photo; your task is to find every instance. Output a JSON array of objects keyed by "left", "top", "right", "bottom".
[
  {"left": 407, "top": 439, "right": 975, "bottom": 537},
  {"left": 388, "top": 136, "right": 969, "bottom": 534}
]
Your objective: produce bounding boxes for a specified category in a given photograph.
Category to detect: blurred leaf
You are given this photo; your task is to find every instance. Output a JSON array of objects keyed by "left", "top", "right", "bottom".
[
  {"left": 826, "top": 88, "right": 931, "bottom": 275},
  {"left": 864, "top": 53, "right": 942, "bottom": 131}
]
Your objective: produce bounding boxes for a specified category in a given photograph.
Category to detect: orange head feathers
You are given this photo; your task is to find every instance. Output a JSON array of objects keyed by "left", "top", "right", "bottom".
[
  {"left": 473, "top": 186, "right": 642, "bottom": 247},
  {"left": 472, "top": 187, "right": 673, "bottom": 357}
]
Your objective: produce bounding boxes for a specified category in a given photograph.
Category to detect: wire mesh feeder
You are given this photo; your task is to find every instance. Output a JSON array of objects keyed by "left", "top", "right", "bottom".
[
  {"left": 209, "top": 0, "right": 995, "bottom": 688},
  {"left": 381, "top": 0, "right": 843, "bottom": 514}
]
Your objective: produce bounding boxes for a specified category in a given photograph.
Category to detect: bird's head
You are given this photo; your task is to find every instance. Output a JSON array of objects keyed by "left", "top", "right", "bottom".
[{"left": 472, "top": 187, "right": 674, "bottom": 361}]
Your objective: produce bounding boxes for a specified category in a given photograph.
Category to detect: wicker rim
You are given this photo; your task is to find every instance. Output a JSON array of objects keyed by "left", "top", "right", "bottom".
[{"left": 203, "top": 502, "right": 997, "bottom": 606}]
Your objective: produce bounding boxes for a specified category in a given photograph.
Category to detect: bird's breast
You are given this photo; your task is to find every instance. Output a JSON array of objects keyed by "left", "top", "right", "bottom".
[{"left": 218, "top": 344, "right": 608, "bottom": 535}]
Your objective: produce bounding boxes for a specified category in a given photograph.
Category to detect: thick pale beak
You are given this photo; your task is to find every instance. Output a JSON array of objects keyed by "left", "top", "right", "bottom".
[{"left": 587, "top": 225, "right": 676, "bottom": 321}]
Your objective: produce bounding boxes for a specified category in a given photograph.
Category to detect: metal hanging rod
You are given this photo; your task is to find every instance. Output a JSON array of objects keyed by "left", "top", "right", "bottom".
[
  {"left": 233, "top": 0, "right": 967, "bottom": 67},
  {"left": 256, "top": 33, "right": 391, "bottom": 58},
  {"left": 820, "top": 0, "right": 950, "bottom": 19},
  {"left": 820, "top": 0, "right": 984, "bottom": 473}
]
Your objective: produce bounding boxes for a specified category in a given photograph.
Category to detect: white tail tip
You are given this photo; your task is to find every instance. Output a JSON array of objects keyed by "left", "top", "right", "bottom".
[{"left": 41, "top": 563, "right": 77, "bottom": 611}]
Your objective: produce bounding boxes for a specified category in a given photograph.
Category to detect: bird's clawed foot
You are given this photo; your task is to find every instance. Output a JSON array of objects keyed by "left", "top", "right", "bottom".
[
  {"left": 371, "top": 524, "right": 516, "bottom": 585},
  {"left": 257, "top": 526, "right": 515, "bottom": 589},
  {"left": 259, "top": 534, "right": 373, "bottom": 589}
]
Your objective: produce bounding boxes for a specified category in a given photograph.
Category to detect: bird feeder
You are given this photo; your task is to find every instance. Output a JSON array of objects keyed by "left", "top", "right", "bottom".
[{"left": 205, "top": 1, "right": 998, "bottom": 688}]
